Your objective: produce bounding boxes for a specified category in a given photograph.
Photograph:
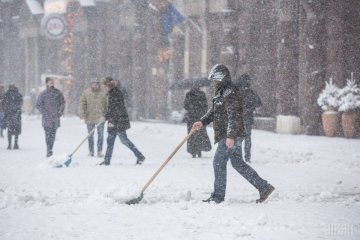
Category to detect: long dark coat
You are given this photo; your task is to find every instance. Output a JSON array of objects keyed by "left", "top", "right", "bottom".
[
  {"left": 36, "top": 87, "right": 65, "bottom": 129},
  {"left": 184, "top": 88, "right": 211, "bottom": 154},
  {"left": 2, "top": 87, "right": 23, "bottom": 135},
  {"left": 105, "top": 86, "right": 130, "bottom": 133},
  {"left": 239, "top": 88, "right": 261, "bottom": 127},
  {"left": 234, "top": 75, "right": 262, "bottom": 132},
  {"left": 201, "top": 76, "right": 245, "bottom": 143}
]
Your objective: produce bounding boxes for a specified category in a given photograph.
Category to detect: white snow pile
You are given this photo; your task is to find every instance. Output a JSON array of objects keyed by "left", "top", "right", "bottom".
[{"left": 0, "top": 116, "right": 359, "bottom": 240}]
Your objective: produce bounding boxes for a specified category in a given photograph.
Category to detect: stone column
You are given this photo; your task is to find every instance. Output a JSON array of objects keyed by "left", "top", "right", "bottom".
[
  {"left": 132, "top": 0, "right": 148, "bottom": 119},
  {"left": 343, "top": 0, "right": 360, "bottom": 80},
  {"left": 2, "top": 2, "right": 12, "bottom": 87},
  {"left": 95, "top": 4, "right": 107, "bottom": 78},
  {"left": 275, "top": 0, "right": 299, "bottom": 116},
  {"left": 325, "top": 0, "right": 345, "bottom": 86},
  {"left": 248, "top": 0, "right": 277, "bottom": 117},
  {"left": 275, "top": 0, "right": 300, "bottom": 134},
  {"left": 169, "top": 33, "right": 185, "bottom": 110},
  {"left": 236, "top": 0, "right": 253, "bottom": 75},
  {"left": 298, "top": 0, "right": 327, "bottom": 135}
]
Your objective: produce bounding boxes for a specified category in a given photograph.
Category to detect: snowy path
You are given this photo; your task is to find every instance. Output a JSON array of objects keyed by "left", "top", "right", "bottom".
[{"left": 0, "top": 116, "right": 359, "bottom": 239}]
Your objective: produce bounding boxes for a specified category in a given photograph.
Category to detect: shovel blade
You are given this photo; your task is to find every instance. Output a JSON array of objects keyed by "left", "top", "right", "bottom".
[
  {"left": 53, "top": 155, "right": 72, "bottom": 168},
  {"left": 126, "top": 193, "right": 144, "bottom": 205},
  {"left": 63, "top": 157, "right": 72, "bottom": 167}
]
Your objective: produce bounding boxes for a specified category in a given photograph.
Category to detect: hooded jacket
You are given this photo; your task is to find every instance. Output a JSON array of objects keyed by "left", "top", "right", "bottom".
[
  {"left": 200, "top": 74, "right": 245, "bottom": 143},
  {"left": 234, "top": 75, "right": 262, "bottom": 127}
]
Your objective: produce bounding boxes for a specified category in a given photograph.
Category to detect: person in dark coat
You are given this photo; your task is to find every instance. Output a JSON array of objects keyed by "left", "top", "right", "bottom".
[
  {"left": 193, "top": 64, "right": 274, "bottom": 204},
  {"left": 234, "top": 74, "right": 262, "bottom": 163},
  {"left": 0, "top": 85, "right": 5, "bottom": 138},
  {"left": 2, "top": 84, "right": 23, "bottom": 149},
  {"left": 36, "top": 77, "right": 65, "bottom": 157},
  {"left": 183, "top": 87, "right": 211, "bottom": 158},
  {"left": 99, "top": 77, "right": 145, "bottom": 166}
]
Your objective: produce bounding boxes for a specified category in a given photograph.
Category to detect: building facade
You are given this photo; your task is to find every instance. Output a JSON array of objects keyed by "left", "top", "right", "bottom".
[{"left": 0, "top": 0, "right": 359, "bottom": 135}]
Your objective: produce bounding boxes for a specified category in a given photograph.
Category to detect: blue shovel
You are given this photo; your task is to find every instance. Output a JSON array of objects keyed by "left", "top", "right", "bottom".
[{"left": 54, "top": 121, "right": 105, "bottom": 168}]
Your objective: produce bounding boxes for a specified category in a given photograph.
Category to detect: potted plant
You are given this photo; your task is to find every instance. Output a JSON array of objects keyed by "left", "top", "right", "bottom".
[
  {"left": 317, "top": 78, "right": 341, "bottom": 137},
  {"left": 338, "top": 77, "right": 360, "bottom": 138}
]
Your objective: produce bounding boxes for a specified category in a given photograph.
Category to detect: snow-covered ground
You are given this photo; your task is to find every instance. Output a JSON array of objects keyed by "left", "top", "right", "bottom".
[{"left": 0, "top": 115, "right": 359, "bottom": 240}]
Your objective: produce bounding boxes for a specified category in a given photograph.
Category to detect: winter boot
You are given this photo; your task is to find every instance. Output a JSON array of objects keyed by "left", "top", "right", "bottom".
[
  {"left": 0, "top": 128, "right": 3, "bottom": 138},
  {"left": 256, "top": 184, "right": 275, "bottom": 203},
  {"left": 136, "top": 156, "right": 145, "bottom": 165},
  {"left": 98, "top": 161, "right": 110, "bottom": 166},
  {"left": 13, "top": 135, "right": 19, "bottom": 149},
  {"left": 97, "top": 151, "right": 104, "bottom": 158},
  {"left": 197, "top": 152, "right": 202, "bottom": 158},
  {"left": 202, "top": 194, "right": 224, "bottom": 204},
  {"left": 46, "top": 150, "right": 53, "bottom": 158}
]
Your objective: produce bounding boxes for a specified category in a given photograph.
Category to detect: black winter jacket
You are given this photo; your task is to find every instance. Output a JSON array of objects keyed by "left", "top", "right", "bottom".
[
  {"left": 201, "top": 78, "right": 245, "bottom": 143},
  {"left": 105, "top": 87, "right": 130, "bottom": 132},
  {"left": 184, "top": 88, "right": 208, "bottom": 124},
  {"left": 239, "top": 87, "right": 261, "bottom": 126},
  {"left": 2, "top": 88, "right": 23, "bottom": 134}
]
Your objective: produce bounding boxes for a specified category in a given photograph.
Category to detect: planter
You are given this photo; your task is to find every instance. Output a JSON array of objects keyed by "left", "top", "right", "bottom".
[
  {"left": 321, "top": 110, "right": 340, "bottom": 137},
  {"left": 341, "top": 111, "right": 359, "bottom": 138}
]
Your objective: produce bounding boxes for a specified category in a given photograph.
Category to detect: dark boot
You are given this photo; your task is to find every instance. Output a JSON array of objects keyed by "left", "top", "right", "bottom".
[
  {"left": 197, "top": 151, "right": 202, "bottom": 158},
  {"left": 136, "top": 156, "right": 145, "bottom": 165},
  {"left": 7, "top": 134, "right": 12, "bottom": 150},
  {"left": 46, "top": 150, "right": 53, "bottom": 158},
  {"left": 256, "top": 185, "right": 275, "bottom": 203},
  {"left": 0, "top": 128, "right": 3, "bottom": 138},
  {"left": 202, "top": 194, "right": 224, "bottom": 204},
  {"left": 13, "top": 135, "right": 19, "bottom": 149},
  {"left": 98, "top": 161, "right": 110, "bottom": 166}
]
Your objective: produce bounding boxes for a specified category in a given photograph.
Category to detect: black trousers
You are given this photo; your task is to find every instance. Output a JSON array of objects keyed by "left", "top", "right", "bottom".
[{"left": 44, "top": 127, "right": 57, "bottom": 153}]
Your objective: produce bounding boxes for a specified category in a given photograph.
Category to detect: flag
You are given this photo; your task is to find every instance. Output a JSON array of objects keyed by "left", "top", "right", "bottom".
[{"left": 160, "top": 2, "right": 185, "bottom": 35}]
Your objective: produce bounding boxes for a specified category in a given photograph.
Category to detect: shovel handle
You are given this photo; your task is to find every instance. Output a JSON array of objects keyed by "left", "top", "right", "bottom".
[
  {"left": 70, "top": 121, "right": 105, "bottom": 156},
  {"left": 140, "top": 128, "right": 197, "bottom": 193}
]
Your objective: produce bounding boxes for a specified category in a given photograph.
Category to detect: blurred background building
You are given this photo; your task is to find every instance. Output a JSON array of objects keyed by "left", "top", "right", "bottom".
[{"left": 0, "top": 0, "right": 359, "bottom": 135}]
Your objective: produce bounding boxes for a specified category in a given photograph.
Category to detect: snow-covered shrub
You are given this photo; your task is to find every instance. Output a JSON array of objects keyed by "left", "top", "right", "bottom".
[
  {"left": 317, "top": 79, "right": 340, "bottom": 111},
  {"left": 338, "top": 79, "right": 360, "bottom": 112}
]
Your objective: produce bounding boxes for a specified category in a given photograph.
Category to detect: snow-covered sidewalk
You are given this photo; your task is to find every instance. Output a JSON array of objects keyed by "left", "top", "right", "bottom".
[{"left": 0, "top": 115, "right": 359, "bottom": 240}]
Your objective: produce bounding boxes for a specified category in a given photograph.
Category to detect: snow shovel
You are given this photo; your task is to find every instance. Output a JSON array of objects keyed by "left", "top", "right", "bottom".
[
  {"left": 54, "top": 121, "right": 105, "bottom": 168},
  {"left": 126, "top": 128, "right": 197, "bottom": 205}
]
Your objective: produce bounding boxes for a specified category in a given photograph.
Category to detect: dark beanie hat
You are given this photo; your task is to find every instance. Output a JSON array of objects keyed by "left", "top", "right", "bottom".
[{"left": 102, "top": 77, "right": 117, "bottom": 86}]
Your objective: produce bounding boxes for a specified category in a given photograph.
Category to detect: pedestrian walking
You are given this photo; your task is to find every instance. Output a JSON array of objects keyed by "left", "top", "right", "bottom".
[
  {"left": 193, "top": 64, "right": 274, "bottom": 204},
  {"left": 98, "top": 77, "right": 145, "bottom": 166},
  {"left": 2, "top": 84, "right": 23, "bottom": 149},
  {"left": 234, "top": 74, "right": 262, "bottom": 163},
  {"left": 79, "top": 79, "right": 107, "bottom": 157},
  {"left": 36, "top": 77, "right": 65, "bottom": 157},
  {"left": 183, "top": 87, "right": 211, "bottom": 158}
]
